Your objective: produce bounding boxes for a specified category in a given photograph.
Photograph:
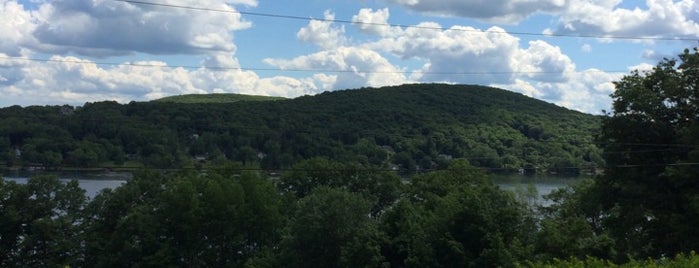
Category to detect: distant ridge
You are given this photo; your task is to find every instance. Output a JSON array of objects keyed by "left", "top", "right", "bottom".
[
  {"left": 154, "top": 93, "right": 286, "bottom": 103},
  {"left": 0, "top": 83, "right": 602, "bottom": 173}
]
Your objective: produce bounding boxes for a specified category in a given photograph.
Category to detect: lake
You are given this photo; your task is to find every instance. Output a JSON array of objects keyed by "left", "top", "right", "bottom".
[
  {"left": 1, "top": 170, "right": 131, "bottom": 198},
  {"left": 2, "top": 170, "right": 584, "bottom": 203},
  {"left": 492, "top": 174, "right": 585, "bottom": 206}
]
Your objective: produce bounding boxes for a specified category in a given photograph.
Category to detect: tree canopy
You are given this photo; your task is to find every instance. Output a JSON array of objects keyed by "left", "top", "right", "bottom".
[
  {"left": 595, "top": 48, "right": 699, "bottom": 259},
  {"left": 0, "top": 84, "right": 601, "bottom": 174}
]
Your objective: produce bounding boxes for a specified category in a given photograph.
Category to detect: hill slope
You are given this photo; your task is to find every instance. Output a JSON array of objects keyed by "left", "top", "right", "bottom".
[
  {"left": 154, "top": 93, "right": 286, "bottom": 103},
  {"left": 0, "top": 84, "right": 601, "bottom": 173}
]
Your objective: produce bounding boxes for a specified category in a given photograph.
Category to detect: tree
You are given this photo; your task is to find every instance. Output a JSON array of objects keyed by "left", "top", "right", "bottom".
[
  {"left": 66, "top": 140, "right": 102, "bottom": 167},
  {"left": 81, "top": 170, "right": 283, "bottom": 267},
  {"left": 535, "top": 180, "right": 615, "bottom": 261},
  {"left": 596, "top": 48, "right": 699, "bottom": 259},
  {"left": 381, "top": 159, "right": 536, "bottom": 267},
  {"left": 280, "top": 187, "right": 385, "bottom": 268},
  {"left": 0, "top": 176, "right": 87, "bottom": 267},
  {"left": 279, "top": 158, "right": 403, "bottom": 216}
]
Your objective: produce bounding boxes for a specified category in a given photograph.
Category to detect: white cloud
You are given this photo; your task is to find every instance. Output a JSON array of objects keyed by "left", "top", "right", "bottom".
[
  {"left": 264, "top": 46, "right": 410, "bottom": 90},
  {"left": 494, "top": 69, "right": 620, "bottom": 114},
  {"left": 351, "top": 8, "right": 402, "bottom": 37},
  {"left": 25, "top": 0, "right": 252, "bottom": 56},
  {"left": 513, "top": 40, "right": 576, "bottom": 83},
  {"left": 0, "top": 53, "right": 320, "bottom": 107},
  {"left": 0, "top": 1, "right": 35, "bottom": 56},
  {"left": 252, "top": 76, "right": 318, "bottom": 97},
  {"left": 628, "top": 62, "right": 655, "bottom": 72},
  {"left": 362, "top": 24, "right": 521, "bottom": 85},
  {"left": 363, "top": 23, "right": 577, "bottom": 85},
  {"left": 0, "top": 0, "right": 325, "bottom": 107},
  {"left": 555, "top": 0, "right": 699, "bottom": 39},
  {"left": 297, "top": 10, "right": 347, "bottom": 49},
  {"left": 388, "top": 0, "right": 699, "bottom": 41}
]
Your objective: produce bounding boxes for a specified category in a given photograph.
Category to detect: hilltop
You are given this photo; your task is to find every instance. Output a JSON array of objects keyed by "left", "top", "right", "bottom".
[
  {"left": 154, "top": 93, "right": 286, "bottom": 103},
  {"left": 0, "top": 84, "right": 600, "bottom": 173}
]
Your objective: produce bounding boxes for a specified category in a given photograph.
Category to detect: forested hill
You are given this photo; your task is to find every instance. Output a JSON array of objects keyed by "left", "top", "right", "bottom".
[{"left": 0, "top": 83, "right": 601, "bottom": 173}]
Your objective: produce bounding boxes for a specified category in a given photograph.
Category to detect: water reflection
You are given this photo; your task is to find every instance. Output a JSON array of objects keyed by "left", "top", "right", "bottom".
[
  {"left": 2, "top": 170, "right": 584, "bottom": 204},
  {"left": 492, "top": 174, "right": 585, "bottom": 206}
]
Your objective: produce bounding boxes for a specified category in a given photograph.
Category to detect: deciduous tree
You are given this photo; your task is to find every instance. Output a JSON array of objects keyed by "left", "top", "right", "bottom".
[{"left": 596, "top": 48, "right": 699, "bottom": 258}]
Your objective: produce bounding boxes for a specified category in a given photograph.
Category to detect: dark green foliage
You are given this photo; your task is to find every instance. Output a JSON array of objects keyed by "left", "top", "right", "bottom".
[
  {"left": 280, "top": 187, "right": 385, "bottom": 268},
  {"left": 380, "top": 160, "right": 537, "bottom": 267},
  {"left": 0, "top": 176, "right": 87, "bottom": 267},
  {"left": 535, "top": 180, "right": 615, "bottom": 261},
  {"left": 0, "top": 84, "right": 600, "bottom": 172},
  {"left": 518, "top": 251, "right": 699, "bottom": 268},
  {"left": 595, "top": 48, "right": 699, "bottom": 259},
  {"left": 279, "top": 157, "right": 403, "bottom": 215},
  {"left": 81, "top": 170, "right": 283, "bottom": 267}
]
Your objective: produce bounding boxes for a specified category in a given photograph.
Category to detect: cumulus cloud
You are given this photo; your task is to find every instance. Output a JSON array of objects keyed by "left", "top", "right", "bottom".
[
  {"left": 0, "top": 53, "right": 321, "bottom": 107},
  {"left": 27, "top": 0, "right": 252, "bottom": 56},
  {"left": 0, "top": 0, "right": 324, "bottom": 107},
  {"left": 0, "top": 1, "right": 35, "bottom": 56},
  {"left": 388, "top": 0, "right": 699, "bottom": 41},
  {"left": 297, "top": 10, "right": 347, "bottom": 49},
  {"left": 494, "top": 69, "right": 620, "bottom": 113},
  {"left": 628, "top": 62, "right": 655, "bottom": 72},
  {"left": 264, "top": 46, "right": 410, "bottom": 90},
  {"left": 351, "top": 8, "right": 402, "bottom": 37},
  {"left": 555, "top": 0, "right": 699, "bottom": 39},
  {"left": 362, "top": 23, "right": 576, "bottom": 85},
  {"left": 513, "top": 40, "right": 575, "bottom": 83},
  {"left": 362, "top": 24, "right": 520, "bottom": 85}
]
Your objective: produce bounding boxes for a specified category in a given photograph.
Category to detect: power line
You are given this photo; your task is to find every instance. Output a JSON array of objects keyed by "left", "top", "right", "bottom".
[
  {"left": 115, "top": 0, "right": 699, "bottom": 42},
  {"left": 0, "top": 55, "right": 630, "bottom": 75},
  {"left": 8, "top": 160, "right": 699, "bottom": 176}
]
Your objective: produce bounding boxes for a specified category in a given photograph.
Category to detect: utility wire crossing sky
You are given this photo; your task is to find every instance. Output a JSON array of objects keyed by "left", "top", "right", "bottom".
[{"left": 1, "top": 0, "right": 698, "bottom": 113}]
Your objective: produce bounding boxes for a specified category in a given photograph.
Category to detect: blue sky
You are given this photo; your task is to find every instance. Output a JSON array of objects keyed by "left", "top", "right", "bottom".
[{"left": 1, "top": 0, "right": 698, "bottom": 113}]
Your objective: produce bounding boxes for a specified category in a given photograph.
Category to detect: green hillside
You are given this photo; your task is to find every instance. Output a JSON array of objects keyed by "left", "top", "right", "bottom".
[
  {"left": 0, "top": 83, "right": 600, "bottom": 173},
  {"left": 154, "top": 93, "right": 286, "bottom": 103}
]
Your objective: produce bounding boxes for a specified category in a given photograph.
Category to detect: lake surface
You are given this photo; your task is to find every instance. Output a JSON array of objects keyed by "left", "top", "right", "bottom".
[
  {"left": 1, "top": 170, "right": 131, "bottom": 198},
  {"left": 492, "top": 174, "right": 585, "bottom": 206},
  {"left": 2, "top": 170, "right": 584, "bottom": 204}
]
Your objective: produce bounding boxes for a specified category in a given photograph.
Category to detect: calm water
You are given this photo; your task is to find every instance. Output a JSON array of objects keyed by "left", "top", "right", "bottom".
[
  {"left": 492, "top": 174, "right": 585, "bottom": 206},
  {"left": 2, "top": 170, "right": 583, "bottom": 204},
  {"left": 1, "top": 170, "right": 131, "bottom": 198}
]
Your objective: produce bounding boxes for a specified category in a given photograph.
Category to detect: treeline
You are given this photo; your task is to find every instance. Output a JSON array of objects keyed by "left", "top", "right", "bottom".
[
  {"left": 0, "top": 160, "right": 617, "bottom": 267},
  {"left": 2, "top": 159, "right": 697, "bottom": 267},
  {"left": 0, "top": 84, "right": 601, "bottom": 174}
]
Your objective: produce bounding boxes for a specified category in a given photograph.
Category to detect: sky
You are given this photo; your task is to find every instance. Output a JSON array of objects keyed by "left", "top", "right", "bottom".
[{"left": 1, "top": 0, "right": 698, "bottom": 114}]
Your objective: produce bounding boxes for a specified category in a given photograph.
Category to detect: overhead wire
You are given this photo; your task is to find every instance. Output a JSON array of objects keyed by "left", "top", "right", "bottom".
[
  {"left": 5, "top": 0, "right": 686, "bottom": 76},
  {"left": 11, "top": 159, "right": 699, "bottom": 175},
  {"left": 115, "top": 0, "right": 699, "bottom": 42},
  {"left": 0, "top": 0, "right": 692, "bottom": 76}
]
